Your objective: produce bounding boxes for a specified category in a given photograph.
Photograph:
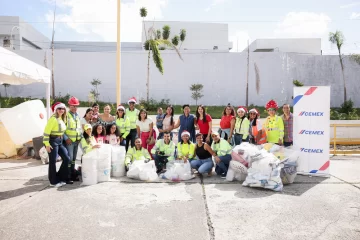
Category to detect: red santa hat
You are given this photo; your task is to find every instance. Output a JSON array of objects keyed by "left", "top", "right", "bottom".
[
  {"left": 127, "top": 97, "right": 137, "bottom": 104},
  {"left": 51, "top": 102, "right": 66, "bottom": 112},
  {"left": 117, "top": 105, "right": 125, "bottom": 111},
  {"left": 249, "top": 108, "right": 259, "bottom": 115},
  {"left": 237, "top": 106, "right": 248, "bottom": 113},
  {"left": 181, "top": 131, "right": 190, "bottom": 137},
  {"left": 265, "top": 99, "right": 278, "bottom": 110}
]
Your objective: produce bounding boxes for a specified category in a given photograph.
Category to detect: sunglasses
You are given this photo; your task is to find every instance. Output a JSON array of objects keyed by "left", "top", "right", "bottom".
[
  {"left": 117, "top": 109, "right": 124, "bottom": 111},
  {"left": 57, "top": 108, "right": 65, "bottom": 111}
]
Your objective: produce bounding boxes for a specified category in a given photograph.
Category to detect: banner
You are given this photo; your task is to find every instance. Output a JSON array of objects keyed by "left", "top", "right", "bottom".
[{"left": 293, "top": 86, "right": 330, "bottom": 176}]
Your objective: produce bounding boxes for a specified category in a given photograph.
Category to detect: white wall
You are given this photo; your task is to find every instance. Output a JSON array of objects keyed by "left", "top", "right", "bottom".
[
  {"left": 0, "top": 16, "right": 50, "bottom": 50},
  {"left": 247, "top": 38, "right": 321, "bottom": 55},
  {"left": 3, "top": 50, "right": 360, "bottom": 107},
  {"left": 142, "top": 21, "right": 230, "bottom": 51}
]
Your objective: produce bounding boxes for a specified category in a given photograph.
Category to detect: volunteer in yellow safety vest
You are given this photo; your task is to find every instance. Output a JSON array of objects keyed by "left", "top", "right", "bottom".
[
  {"left": 125, "top": 138, "right": 151, "bottom": 170},
  {"left": 151, "top": 132, "right": 176, "bottom": 173},
  {"left": 211, "top": 131, "right": 232, "bottom": 178},
  {"left": 115, "top": 105, "right": 130, "bottom": 146},
  {"left": 264, "top": 100, "right": 284, "bottom": 145},
  {"left": 234, "top": 106, "right": 250, "bottom": 145},
  {"left": 64, "top": 96, "right": 83, "bottom": 182},
  {"left": 43, "top": 102, "right": 71, "bottom": 187},
  {"left": 176, "top": 131, "right": 196, "bottom": 162},
  {"left": 81, "top": 124, "right": 101, "bottom": 155},
  {"left": 125, "top": 97, "right": 140, "bottom": 152}
]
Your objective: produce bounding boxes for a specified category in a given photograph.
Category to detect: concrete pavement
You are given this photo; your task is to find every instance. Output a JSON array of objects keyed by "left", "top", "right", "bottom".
[{"left": 0, "top": 157, "right": 360, "bottom": 240}]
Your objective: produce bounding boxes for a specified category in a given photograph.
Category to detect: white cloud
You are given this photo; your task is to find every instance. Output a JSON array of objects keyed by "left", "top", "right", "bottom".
[
  {"left": 205, "top": 0, "right": 227, "bottom": 12},
  {"left": 229, "top": 31, "right": 251, "bottom": 52},
  {"left": 340, "top": 2, "right": 360, "bottom": 8},
  {"left": 350, "top": 12, "right": 360, "bottom": 19},
  {"left": 45, "top": 0, "right": 168, "bottom": 42},
  {"left": 274, "top": 12, "right": 331, "bottom": 38}
]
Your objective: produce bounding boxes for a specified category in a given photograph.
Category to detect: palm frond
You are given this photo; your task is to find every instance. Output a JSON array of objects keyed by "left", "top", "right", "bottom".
[
  {"left": 140, "top": 7, "right": 147, "bottom": 17},
  {"left": 149, "top": 40, "right": 164, "bottom": 74},
  {"left": 157, "top": 39, "right": 183, "bottom": 61}
]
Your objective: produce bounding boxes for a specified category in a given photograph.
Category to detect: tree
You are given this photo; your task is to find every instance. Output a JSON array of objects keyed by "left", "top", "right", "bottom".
[
  {"left": 156, "top": 29, "right": 161, "bottom": 40},
  {"left": 329, "top": 30, "right": 347, "bottom": 103},
  {"left": 179, "top": 29, "right": 186, "bottom": 49},
  {"left": 2, "top": 83, "right": 10, "bottom": 97},
  {"left": 172, "top": 35, "right": 179, "bottom": 46},
  {"left": 162, "top": 25, "right": 170, "bottom": 40},
  {"left": 190, "top": 84, "right": 204, "bottom": 105},
  {"left": 140, "top": 8, "right": 183, "bottom": 102},
  {"left": 90, "top": 78, "right": 101, "bottom": 102},
  {"left": 140, "top": 7, "right": 148, "bottom": 40}
]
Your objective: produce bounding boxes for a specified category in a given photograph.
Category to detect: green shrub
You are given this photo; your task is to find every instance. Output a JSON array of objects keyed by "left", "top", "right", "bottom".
[{"left": 339, "top": 99, "right": 354, "bottom": 114}]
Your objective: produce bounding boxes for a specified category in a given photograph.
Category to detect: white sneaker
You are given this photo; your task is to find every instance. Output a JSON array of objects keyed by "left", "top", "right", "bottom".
[
  {"left": 60, "top": 182, "right": 67, "bottom": 186},
  {"left": 49, "top": 183, "right": 63, "bottom": 188}
]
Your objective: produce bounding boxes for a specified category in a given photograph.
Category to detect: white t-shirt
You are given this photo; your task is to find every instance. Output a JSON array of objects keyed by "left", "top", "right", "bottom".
[{"left": 136, "top": 118, "right": 153, "bottom": 132}]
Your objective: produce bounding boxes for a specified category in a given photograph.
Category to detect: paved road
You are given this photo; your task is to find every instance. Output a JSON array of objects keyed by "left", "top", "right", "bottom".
[{"left": 0, "top": 156, "right": 360, "bottom": 240}]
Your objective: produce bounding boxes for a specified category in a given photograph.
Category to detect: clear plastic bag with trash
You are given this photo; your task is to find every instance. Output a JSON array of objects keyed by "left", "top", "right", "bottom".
[
  {"left": 39, "top": 146, "right": 49, "bottom": 165},
  {"left": 126, "top": 160, "right": 158, "bottom": 181},
  {"left": 163, "top": 160, "right": 194, "bottom": 182}
]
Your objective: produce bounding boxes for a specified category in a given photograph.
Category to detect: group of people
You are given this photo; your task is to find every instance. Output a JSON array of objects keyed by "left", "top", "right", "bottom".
[{"left": 43, "top": 96, "right": 293, "bottom": 187}]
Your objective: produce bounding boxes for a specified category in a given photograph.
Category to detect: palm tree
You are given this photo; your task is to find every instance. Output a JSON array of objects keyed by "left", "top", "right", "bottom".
[
  {"left": 140, "top": 7, "right": 148, "bottom": 40},
  {"left": 179, "top": 29, "right": 186, "bottom": 49},
  {"left": 162, "top": 25, "right": 170, "bottom": 40},
  {"left": 329, "top": 30, "right": 346, "bottom": 103},
  {"left": 172, "top": 35, "right": 179, "bottom": 46},
  {"left": 144, "top": 27, "right": 182, "bottom": 101}
]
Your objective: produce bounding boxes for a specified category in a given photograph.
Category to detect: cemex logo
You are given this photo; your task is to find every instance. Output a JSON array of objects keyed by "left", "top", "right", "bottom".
[
  {"left": 300, "top": 148, "right": 323, "bottom": 153},
  {"left": 298, "top": 111, "right": 324, "bottom": 116},
  {"left": 299, "top": 130, "right": 324, "bottom": 135}
]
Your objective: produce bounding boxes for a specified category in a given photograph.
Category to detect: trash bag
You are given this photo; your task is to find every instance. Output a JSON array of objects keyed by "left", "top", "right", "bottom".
[
  {"left": 127, "top": 160, "right": 158, "bottom": 181},
  {"left": 226, "top": 161, "right": 248, "bottom": 182},
  {"left": 39, "top": 146, "right": 49, "bottom": 165},
  {"left": 242, "top": 153, "right": 283, "bottom": 191},
  {"left": 164, "top": 161, "right": 194, "bottom": 181}
]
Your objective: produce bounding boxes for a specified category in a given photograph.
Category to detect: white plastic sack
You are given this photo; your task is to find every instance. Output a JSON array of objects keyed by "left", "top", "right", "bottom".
[
  {"left": 164, "top": 161, "right": 194, "bottom": 181},
  {"left": 242, "top": 154, "right": 283, "bottom": 192},
  {"left": 81, "top": 150, "right": 98, "bottom": 185},
  {"left": 39, "top": 146, "right": 49, "bottom": 165},
  {"left": 111, "top": 145, "right": 126, "bottom": 177},
  {"left": 226, "top": 161, "right": 248, "bottom": 182},
  {"left": 96, "top": 144, "right": 111, "bottom": 182},
  {"left": 126, "top": 160, "right": 158, "bottom": 181}
]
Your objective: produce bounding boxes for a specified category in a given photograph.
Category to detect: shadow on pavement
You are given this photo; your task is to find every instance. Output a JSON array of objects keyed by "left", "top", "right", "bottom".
[{"left": 212, "top": 175, "right": 327, "bottom": 198}]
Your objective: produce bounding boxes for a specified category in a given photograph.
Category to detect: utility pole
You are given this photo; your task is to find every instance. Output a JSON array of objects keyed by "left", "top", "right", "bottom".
[
  {"left": 116, "top": 0, "right": 121, "bottom": 106},
  {"left": 51, "top": 1, "right": 56, "bottom": 98},
  {"left": 246, "top": 39, "right": 249, "bottom": 106}
]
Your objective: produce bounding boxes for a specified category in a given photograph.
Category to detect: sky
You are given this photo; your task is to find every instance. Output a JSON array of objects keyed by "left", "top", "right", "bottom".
[{"left": 0, "top": 0, "right": 359, "bottom": 54}]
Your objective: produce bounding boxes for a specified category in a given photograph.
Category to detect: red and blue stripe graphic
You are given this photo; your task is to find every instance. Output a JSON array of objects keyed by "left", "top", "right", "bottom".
[
  {"left": 309, "top": 160, "right": 330, "bottom": 174},
  {"left": 293, "top": 87, "right": 317, "bottom": 106}
]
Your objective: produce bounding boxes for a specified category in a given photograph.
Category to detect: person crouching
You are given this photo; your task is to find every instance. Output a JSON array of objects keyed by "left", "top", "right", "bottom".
[
  {"left": 125, "top": 138, "right": 151, "bottom": 171},
  {"left": 151, "top": 132, "right": 175, "bottom": 174}
]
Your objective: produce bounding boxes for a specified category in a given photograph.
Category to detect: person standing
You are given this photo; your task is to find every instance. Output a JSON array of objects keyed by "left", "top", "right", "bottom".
[
  {"left": 115, "top": 105, "right": 130, "bottom": 146},
  {"left": 219, "top": 104, "right": 236, "bottom": 145},
  {"left": 248, "top": 108, "right": 266, "bottom": 145},
  {"left": 234, "top": 106, "right": 250, "bottom": 145},
  {"left": 195, "top": 105, "right": 213, "bottom": 144},
  {"left": 43, "top": 102, "right": 70, "bottom": 187},
  {"left": 98, "top": 105, "right": 116, "bottom": 128},
  {"left": 91, "top": 103, "right": 100, "bottom": 123},
  {"left": 156, "top": 107, "right": 164, "bottom": 139},
  {"left": 174, "top": 104, "right": 196, "bottom": 143},
  {"left": 264, "top": 100, "right": 284, "bottom": 145},
  {"left": 81, "top": 108, "right": 94, "bottom": 130},
  {"left": 64, "top": 97, "right": 82, "bottom": 182},
  {"left": 281, "top": 104, "right": 293, "bottom": 147},
  {"left": 136, "top": 109, "right": 156, "bottom": 156},
  {"left": 126, "top": 97, "right": 140, "bottom": 151},
  {"left": 158, "top": 105, "right": 175, "bottom": 140}
]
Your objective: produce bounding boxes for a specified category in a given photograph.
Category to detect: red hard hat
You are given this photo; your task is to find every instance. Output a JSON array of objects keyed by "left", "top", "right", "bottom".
[{"left": 68, "top": 97, "right": 80, "bottom": 106}]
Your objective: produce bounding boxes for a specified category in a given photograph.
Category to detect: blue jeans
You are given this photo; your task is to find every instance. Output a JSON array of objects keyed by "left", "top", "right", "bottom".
[
  {"left": 284, "top": 141, "right": 293, "bottom": 147},
  {"left": 49, "top": 137, "right": 70, "bottom": 184},
  {"left": 215, "top": 154, "right": 232, "bottom": 175},
  {"left": 234, "top": 134, "right": 249, "bottom": 145},
  {"left": 191, "top": 158, "right": 214, "bottom": 174},
  {"left": 65, "top": 140, "right": 80, "bottom": 178}
]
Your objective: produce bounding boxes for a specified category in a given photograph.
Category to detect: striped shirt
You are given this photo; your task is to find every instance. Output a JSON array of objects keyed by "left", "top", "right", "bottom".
[{"left": 281, "top": 113, "right": 293, "bottom": 142}]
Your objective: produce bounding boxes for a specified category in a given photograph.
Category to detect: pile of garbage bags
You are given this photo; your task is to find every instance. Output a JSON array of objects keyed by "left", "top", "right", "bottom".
[
  {"left": 227, "top": 142, "right": 299, "bottom": 192},
  {"left": 126, "top": 160, "right": 158, "bottom": 181},
  {"left": 82, "top": 145, "right": 126, "bottom": 185}
]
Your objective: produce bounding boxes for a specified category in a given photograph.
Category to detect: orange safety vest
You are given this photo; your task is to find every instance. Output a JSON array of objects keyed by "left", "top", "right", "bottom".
[{"left": 251, "top": 119, "right": 266, "bottom": 144}]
